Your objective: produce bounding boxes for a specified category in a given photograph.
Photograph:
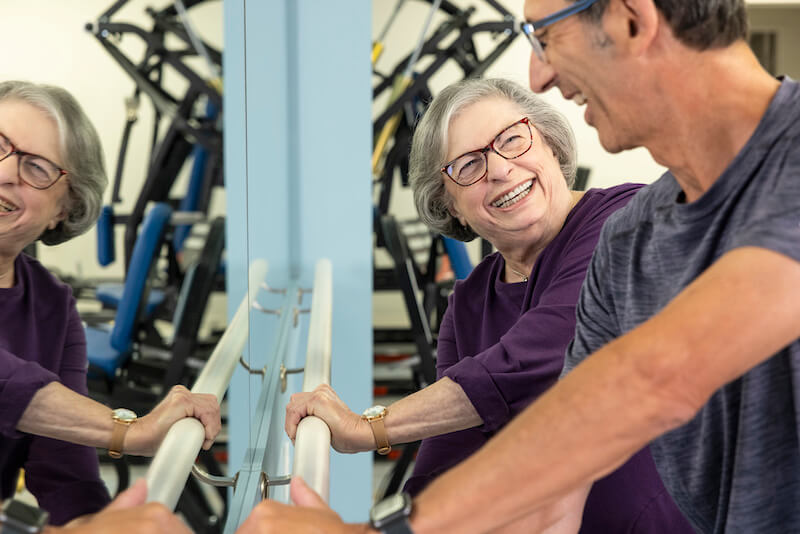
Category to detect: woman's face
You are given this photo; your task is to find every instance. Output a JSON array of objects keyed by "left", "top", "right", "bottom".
[
  {"left": 442, "top": 96, "right": 572, "bottom": 252},
  {"left": 0, "top": 99, "right": 69, "bottom": 256}
]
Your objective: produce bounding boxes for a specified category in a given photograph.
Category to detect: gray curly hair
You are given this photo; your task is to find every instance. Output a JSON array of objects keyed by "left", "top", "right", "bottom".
[
  {"left": 410, "top": 78, "right": 577, "bottom": 242},
  {"left": 0, "top": 81, "right": 107, "bottom": 245}
]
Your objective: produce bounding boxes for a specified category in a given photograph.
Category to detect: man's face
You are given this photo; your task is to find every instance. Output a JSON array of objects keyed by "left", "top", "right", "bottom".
[{"left": 523, "top": 0, "right": 643, "bottom": 154}]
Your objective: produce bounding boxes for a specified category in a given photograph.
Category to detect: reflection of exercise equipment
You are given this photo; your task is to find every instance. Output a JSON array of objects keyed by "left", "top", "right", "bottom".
[
  {"left": 86, "top": 0, "right": 222, "bottom": 272},
  {"left": 372, "top": 0, "right": 519, "bottom": 377},
  {"left": 84, "top": 5, "right": 226, "bottom": 527},
  {"left": 86, "top": 202, "right": 227, "bottom": 531},
  {"left": 371, "top": 0, "right": 525, "bottom": 498},
  {"left": 86, "top": 204, "right": 226, "bottom": 404}
]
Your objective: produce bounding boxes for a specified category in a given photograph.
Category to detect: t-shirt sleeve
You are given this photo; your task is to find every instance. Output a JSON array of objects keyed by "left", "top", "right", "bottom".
[
  {"left": 562, "top": 222, "right": 620, "bottom": 377},
  {"left": 729, "top": 137, "right": 800, "bottom": 264},
  {"left": 0, "top": 350, "right": 60, "bottom": 437},
  {"left": 443, "top": 214, "right": 614, "bottom": 432},
  {"left": 23, "top": 300, "right": 111, "bottom": 524}
]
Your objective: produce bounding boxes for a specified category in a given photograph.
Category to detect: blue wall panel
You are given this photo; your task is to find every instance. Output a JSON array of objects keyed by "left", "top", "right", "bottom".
[{"left": 225, "top": 0, "right": 372, "bottom": 522}]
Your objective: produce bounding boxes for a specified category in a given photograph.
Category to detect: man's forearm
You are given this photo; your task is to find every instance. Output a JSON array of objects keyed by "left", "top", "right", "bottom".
[
  {"left": 18, "top": 381, "right": 113, "bottom": 447},
  {"left": 410, "top": 248, "right": 800, "bottom": 533}
]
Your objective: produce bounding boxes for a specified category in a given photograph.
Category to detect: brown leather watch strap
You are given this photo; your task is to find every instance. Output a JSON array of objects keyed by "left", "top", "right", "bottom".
[
  {"left": 109, "top": 416, "right": 135, "bottom": 459},
  {"left": 367, "top": 415, "right": 391, "bottom": 455},
  {"left": 108, "top": 410, "right": 136, "bottom": 458}
]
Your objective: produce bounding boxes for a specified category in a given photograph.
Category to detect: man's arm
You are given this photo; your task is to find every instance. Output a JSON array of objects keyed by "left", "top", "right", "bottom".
[{"left": 411, "top": 247, "right": 800, "bottom": 533}]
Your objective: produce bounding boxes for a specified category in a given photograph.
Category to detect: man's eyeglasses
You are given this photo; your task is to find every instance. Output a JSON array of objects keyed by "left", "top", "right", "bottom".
[
  {"left": 520, "top": 0, "right": 600, "bottom": 62},
  {"left": 0, "top": 132, "right": 68, "bottom": 190},
  {"left": 441, "top": 117, "right": 534, "bottom": 187}
]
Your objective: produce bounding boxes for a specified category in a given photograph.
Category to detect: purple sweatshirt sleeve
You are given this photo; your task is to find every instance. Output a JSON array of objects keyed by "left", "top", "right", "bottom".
[
  {"left": 22, "top": 303, "right": 111, "bottom": 524},
  {"left": 441, "top": 189, "right": 634, "bottom": 433},
  {"left": 442, "top": 247, "right": 591, "bottom": 432},
  {"left": 0, "top": 349, "right": 59, "bottom": 437}
]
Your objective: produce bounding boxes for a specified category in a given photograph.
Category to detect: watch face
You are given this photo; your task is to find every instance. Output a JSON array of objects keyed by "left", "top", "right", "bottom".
[
  {"left": 362, "top": 405, "right": 386, "bottom": 418},
  {"left": 112, "top": 408, "right": 137, "bottom": 422}
]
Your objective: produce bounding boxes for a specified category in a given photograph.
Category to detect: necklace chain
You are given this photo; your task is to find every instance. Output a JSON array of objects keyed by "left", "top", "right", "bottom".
[{"left": 508, "top": 265, "right": 528, "bottom": 283}]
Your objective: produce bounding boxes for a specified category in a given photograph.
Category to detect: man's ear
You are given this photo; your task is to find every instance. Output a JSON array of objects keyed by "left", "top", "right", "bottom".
[{"left": 605, "top": 0, "right": 660, "bottom": 56}]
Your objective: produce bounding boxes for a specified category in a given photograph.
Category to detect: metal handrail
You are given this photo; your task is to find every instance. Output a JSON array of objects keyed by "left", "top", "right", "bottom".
[
  {"left": 292, "top": 259, "right": 333, "bottom": 502},
  {"left": 145, "top": 259, "right": 269, "bottom": 509}
]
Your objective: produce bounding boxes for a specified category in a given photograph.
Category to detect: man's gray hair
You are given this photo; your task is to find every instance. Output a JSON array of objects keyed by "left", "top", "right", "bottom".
[
  {"left": 410, "top": 77, "right": 577, "bottom": 242},
  {"left": 578, "top": 0, "right": 748, "bottom": 50},
  {"left": 0, "top": 80, "right": 107, "bottom": 245}
]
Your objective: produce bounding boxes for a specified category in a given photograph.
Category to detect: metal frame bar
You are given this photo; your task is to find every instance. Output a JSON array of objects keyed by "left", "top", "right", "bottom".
[
  {"left": 225, "top": 280, "right": 300, "bottom": 531},
  {"left": 145, "top": 259, "right": 269, "bottom": 509}
]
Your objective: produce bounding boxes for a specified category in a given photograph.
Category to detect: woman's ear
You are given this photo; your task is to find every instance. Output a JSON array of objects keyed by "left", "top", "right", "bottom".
[
  {"left": 47, "top": 205, "right": 69, "bottom": 230},
  {"left": 448, "top": 205, "right": 466, "bottom": 227}
]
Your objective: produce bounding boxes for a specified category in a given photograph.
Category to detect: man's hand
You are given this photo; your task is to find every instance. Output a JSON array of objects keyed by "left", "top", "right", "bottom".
[
  {"left": 236, "top": 477, "right": 371, "bottom": 534},
  {"left": 285, "top": 384, "right": 372, "bottom": 453},
  {"left": 128, "top": 385, "right": 221, "bottom": 456},
  {"left": 57, "top": 479, "right": 191, "bottom": 534}
]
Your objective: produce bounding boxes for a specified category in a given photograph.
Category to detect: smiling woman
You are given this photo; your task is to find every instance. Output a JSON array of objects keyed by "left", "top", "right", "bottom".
[
  {"left": 0, "top": 81, "right": 107, "bottom": 250},
  {"left": 0, "top": 80, "right": 113, "bottom": 523},
  {"left": 0, "top": 81, "right": 222, "bottom": 527},
  {"left": 284, "top": 78, "right": 694, "bottom": 532}
]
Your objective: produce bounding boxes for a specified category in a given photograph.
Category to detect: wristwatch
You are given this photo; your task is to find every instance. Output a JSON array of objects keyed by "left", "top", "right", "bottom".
[
  {"left": 362, "top": 405, "right": 390, "bottom": 455},
  {"left": 108, "top": 408, "right": 138, "bottom": 459},
  {"left": 0, "top": 499, "right": 49, "bottom": 534},
  {"left": 369, "top": 492, "right": 413, "bottom": 534}
]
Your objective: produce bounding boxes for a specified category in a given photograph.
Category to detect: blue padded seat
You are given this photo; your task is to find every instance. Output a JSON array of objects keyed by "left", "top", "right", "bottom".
[
  {"left": 86, "top": 203, "right": 173, "bottom": 379},
  {"left": 95, "top": 283, "right": 165, "bottom": 317},
  {"left": 84, "top": 324, "right": 119, "bottom": 379}
]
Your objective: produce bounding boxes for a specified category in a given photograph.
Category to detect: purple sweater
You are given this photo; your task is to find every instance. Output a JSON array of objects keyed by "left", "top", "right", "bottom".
[
  {"left": 0, "top": 254, "right": 110, "bottom": 525},
  {"left": 404, "top": 185, "right": 694, "bottom": 533}
]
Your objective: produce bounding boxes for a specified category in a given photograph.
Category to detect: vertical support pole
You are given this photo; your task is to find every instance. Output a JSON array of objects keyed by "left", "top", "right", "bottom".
[{"left": 225, "top": 0, "right": 372, "bottom": 521}]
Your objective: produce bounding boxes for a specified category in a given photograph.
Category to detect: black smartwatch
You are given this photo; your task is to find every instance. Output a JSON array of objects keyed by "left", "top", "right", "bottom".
[
  {"left": 369, "top": 492, "right": 413, "bottom": 534},
  {"left": 0, "top": 499, "right": 48, "bottom": 534}
]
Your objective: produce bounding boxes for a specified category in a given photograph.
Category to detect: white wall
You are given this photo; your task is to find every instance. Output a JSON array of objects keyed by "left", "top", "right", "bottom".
[
  {"left": 749, "top": 6, "right": 800, "bottom": 78},
  {"left": 2, "top": 0, "right": 222, "bottom": 280}
]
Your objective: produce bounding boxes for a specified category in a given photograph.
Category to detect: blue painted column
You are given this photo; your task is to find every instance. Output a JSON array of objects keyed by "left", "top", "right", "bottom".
[{"left": 224, "top": 0, "right": 373, "bottom": 522}]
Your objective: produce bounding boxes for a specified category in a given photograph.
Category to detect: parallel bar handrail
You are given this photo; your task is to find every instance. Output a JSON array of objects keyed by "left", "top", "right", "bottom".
[
  {"left": 292, "top": 259, "right": 333, "bottom": 502},
  {"left": 146, "top": 259, "right": 269, "bottom": 509},
  {"left": 224, "top": 280, "right": 300, "bottom": 532}
]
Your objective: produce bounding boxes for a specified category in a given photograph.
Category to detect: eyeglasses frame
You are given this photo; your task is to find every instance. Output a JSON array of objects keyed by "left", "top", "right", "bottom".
[
  {"left": 520, "top": 0, "right": 600, "bottom": 62},
  {"left": 440, "top": 117, "right": 534, "bottom": 187},
  {"left": 0, "top": 133, "right": 68, "bottom": 190}
]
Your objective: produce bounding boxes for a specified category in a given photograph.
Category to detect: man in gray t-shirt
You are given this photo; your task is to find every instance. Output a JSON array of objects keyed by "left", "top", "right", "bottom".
[
  {"left": 563, "top": 77, "right": 800, "bottom": 532},
  {"left": 239, "top": 2, "right": 800, "bottom": 533}
]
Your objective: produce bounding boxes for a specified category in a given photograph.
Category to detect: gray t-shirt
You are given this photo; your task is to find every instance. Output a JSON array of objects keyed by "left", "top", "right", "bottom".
[{"left": 564, "top": 77, "right": 800, "bottom": 533}]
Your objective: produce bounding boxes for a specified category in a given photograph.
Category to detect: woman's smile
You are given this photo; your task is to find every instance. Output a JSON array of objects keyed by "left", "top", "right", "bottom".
[
  {"left": 0, "top": 194, "right": 19, "bottom": 213},
  {"left": 490, "top": 178, "right": 535, "bottom": 209}
]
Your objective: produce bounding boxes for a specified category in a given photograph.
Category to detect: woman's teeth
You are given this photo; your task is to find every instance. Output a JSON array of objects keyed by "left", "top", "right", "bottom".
[
  {"left": 492, "top": 179, "right": 533, "bottom": 208},
  {"left": 0, "top": 199, "right": 18, "bottom": 212}
]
